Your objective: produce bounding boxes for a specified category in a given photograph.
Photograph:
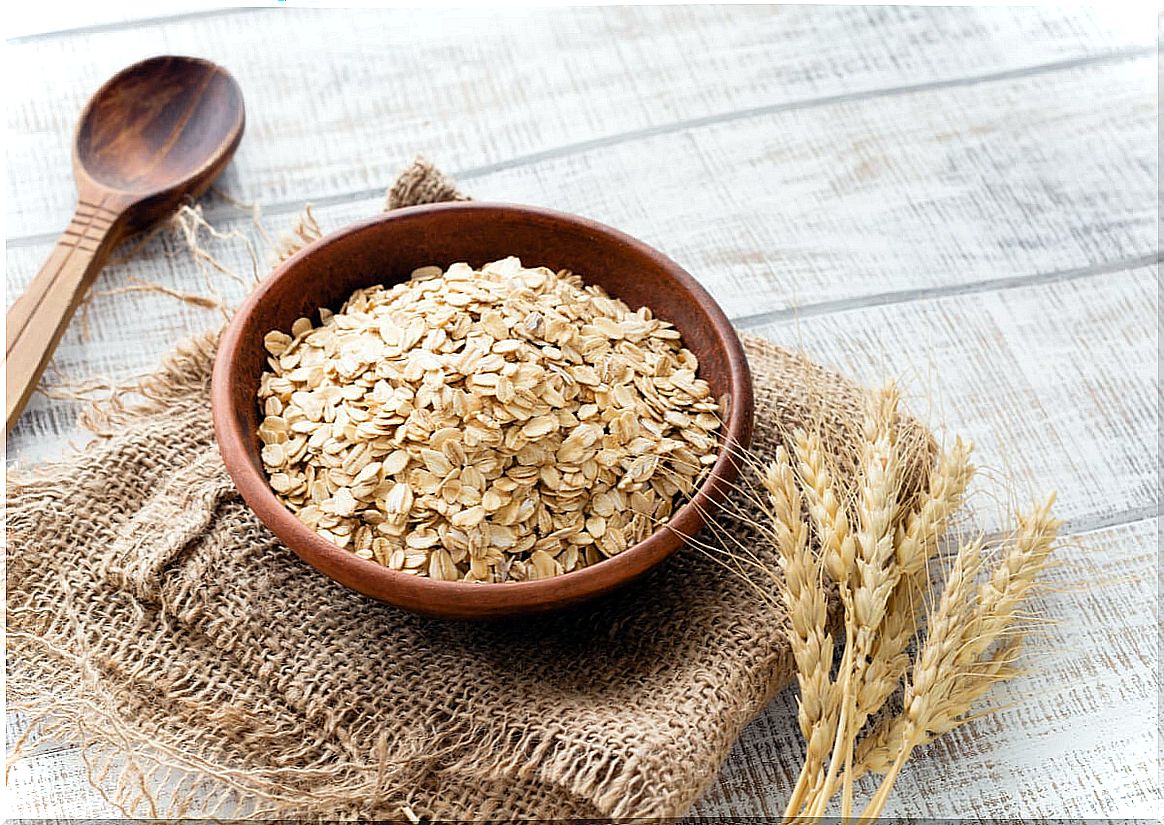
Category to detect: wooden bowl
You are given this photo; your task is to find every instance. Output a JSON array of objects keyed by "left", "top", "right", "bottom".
[{"left": 212, "top": 203, "right": 753, "bottom": 619}]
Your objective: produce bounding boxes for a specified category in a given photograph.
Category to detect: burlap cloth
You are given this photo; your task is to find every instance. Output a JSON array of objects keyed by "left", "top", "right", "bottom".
[{"left": 6, "top": 160, "right": 933, "bottom": 820}]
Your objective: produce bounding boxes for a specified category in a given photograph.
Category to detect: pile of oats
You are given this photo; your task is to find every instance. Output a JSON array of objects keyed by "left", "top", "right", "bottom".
[{"left": 257, "top": 256, "right": 722, "bottom": 583}]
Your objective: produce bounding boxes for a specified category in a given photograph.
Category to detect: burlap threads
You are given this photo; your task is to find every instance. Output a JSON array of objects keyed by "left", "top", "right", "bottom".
[{"left": 6, "top": 159, "right": 934, "bottom": 820}]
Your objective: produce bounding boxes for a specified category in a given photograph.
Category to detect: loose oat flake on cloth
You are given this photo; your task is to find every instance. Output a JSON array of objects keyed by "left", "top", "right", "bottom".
[{"left": 6, "top": 159, "right": 935, "bottom": 820}]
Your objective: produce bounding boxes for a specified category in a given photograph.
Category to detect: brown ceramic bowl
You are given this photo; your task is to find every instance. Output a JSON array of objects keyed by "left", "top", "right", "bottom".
[{"left": 212, "top": 202, "right": 753, "bottom": 619}]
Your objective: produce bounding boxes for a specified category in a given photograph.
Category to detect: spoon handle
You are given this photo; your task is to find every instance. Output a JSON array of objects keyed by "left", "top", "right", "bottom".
[{"left": 5, "top": 199, "right": 124, "bottom": 434}]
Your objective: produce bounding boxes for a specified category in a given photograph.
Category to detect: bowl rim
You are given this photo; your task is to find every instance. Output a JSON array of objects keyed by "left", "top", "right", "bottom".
[{"left": 212, "top": 201, "right": 754, "bottom": 617}]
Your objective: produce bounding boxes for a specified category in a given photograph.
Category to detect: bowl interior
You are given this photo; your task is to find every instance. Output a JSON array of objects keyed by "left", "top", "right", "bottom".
[{"left": 216, "top": 202, "right": 752, "bottom": 617}]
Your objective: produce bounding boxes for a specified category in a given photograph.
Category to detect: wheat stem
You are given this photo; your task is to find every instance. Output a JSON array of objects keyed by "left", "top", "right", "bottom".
[
  {"left": 837, "top": 385, "right": 901, "bottom": 819},
  {"left": 806, "top": 622, "right": 853, "bottom": 817},
  {"left": 761, "top": 449, "right": 836, "bottom": 823},
  {"left": 860, "top": 742, "right": 911, "bottom": 818},
  {"left": 855, "top": 437, "right": 975, "bottom": 728},
  {"left": 853, "top": 496, "right": 1059, "bottom": 815}
]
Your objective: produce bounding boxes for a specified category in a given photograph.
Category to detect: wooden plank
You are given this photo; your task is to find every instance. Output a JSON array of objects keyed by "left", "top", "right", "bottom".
[
  {"left": 4, "top": 8, "right": 1158, "bottom": 818},
  {"left": 6, "top": 742, "right": 124, "bottom": 820},
  {"left": 692, "top": 516, "right": 1160, "bottom": 818},
  {"left": 7, "top": 4, "right": 236, "bottom": 41},
  {"left": 5, "top": 5, "right": 1152, "bottom": 239},
  {"left": 744, "top": 266, "right": 1159, "bottom": 533},
  {"left": 470, "top": 55, "right": 1156, "bottom": 322}
]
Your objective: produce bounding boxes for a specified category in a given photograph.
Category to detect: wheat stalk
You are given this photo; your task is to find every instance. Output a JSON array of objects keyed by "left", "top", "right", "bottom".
[
  {"left": 788, "top": 390, "right": 901, "bottom": 819},
  {"left": 783, "top": 428, "right": 855, "bottom": 817},
  {"left": 759, "top": 449, "right": 837, "bottom": 822},
  {"left": 812, "top": 386, "right": 901, "bottom": 818},
  {"left": 854, "top": 438, "right": 975, "bottom": 732},
  {"left": 857, "top": 495, "right": 1060, "bottom": 818},
  {"left": 693, "top": 380, "right": 1056, "bottom": 822}
]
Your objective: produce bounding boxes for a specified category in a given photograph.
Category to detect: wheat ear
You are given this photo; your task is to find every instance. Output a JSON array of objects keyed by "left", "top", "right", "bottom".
[
  {"left": 850, "top": 534, "right": 984, "bottom": 817},
  {"left": 858, "top": 495, "right": 1060, "bottom": 818},
  {"left": 790, "top": 388, "right": 901, "bottom": 818},
  {"left": 763, "top": 451, "right": 838, "bottom": 791},
  {"left": 959, "top": 494, "right": 1059, "bottom": 665},
  {"left": 791, "top": 427, "right": 856, "bottom": 583},
  {"left": 796, "top": 387, "right": 901, "bottom": 819},
  {"left": 831, "top": 437, "right": 974, "bottom": 807},
  {"left": 852, "top": 633, "right": 1023, "bottom": 778},
  {"left": 784, "top": 427, "right": 854, "bottom": 818},
  {"left": 760, "top": 449, "right": 836, "bottom": 823},
  {"left": 829, "top": 385, "right": 903, "bottom": 818},
  {"left": 855, "top": 437, "right": 975, "bottom": 727}
]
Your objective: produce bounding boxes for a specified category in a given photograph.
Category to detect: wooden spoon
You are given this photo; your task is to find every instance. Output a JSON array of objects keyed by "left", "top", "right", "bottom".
[{"left": 5, "top": 55, "right": 245, "bottom": 434}]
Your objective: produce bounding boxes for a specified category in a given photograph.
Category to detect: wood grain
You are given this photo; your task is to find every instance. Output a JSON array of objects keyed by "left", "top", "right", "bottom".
[
  {"left": 4, "top": 198, "right": 125, "bottom": 434},
  {"left": 472, "top": 55, "right": 1156, "bottom": 322},
  {"left": 11, "top": 55, "right": 1156, "bottom": 318},
  {"left": 4, "top": 56, "right": 244, "bottom": 434},
  {"left": 4, "top": 5, "right": 1152, "bottom": 240}
]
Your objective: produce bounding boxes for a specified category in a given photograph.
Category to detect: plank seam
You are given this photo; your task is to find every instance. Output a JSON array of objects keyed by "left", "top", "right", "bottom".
[
  {"left": 269, "top": 46, "right": 1157, "bottom": 222},
  {"left": 928, "top": 503, "right": 1160, "bottom": 563},
  {"left": 1061, "top": 503, "right": 1159, "bottom": 537},
  {"left": 455, "top": 48, "right": 1154, "bottom": 183},
  {"left": 732, "top": 251, "right": 1163, "bottom": 329},
  {"left": 262, "top": 45, "right": 1155, "bottom": 223}
]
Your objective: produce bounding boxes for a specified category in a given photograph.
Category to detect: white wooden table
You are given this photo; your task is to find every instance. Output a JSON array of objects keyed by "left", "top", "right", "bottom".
[{"left": 5, "top": 5, "right": 1159, "bottom": 819}]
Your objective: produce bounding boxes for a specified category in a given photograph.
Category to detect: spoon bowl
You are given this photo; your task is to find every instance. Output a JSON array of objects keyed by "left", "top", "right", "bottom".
[
  {"left": 75, "top": 55, "right": 245, "bottom": 228},
  {"left": 5, "top": 55, "right": 245, "bottom": 433}
]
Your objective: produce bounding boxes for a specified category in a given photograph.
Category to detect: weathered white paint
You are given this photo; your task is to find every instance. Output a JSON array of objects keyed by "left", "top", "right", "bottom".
[
  {"left": 5, "top": 5, "right": 1153, "bottom": 239},
  {"left": 5, "top": 4, "right": 1159, "bottom": 820}
]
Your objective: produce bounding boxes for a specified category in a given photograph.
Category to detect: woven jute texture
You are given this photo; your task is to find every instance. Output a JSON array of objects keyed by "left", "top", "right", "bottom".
[{"left": 7, "top": 160, "right": 934, "bottom": 820}]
